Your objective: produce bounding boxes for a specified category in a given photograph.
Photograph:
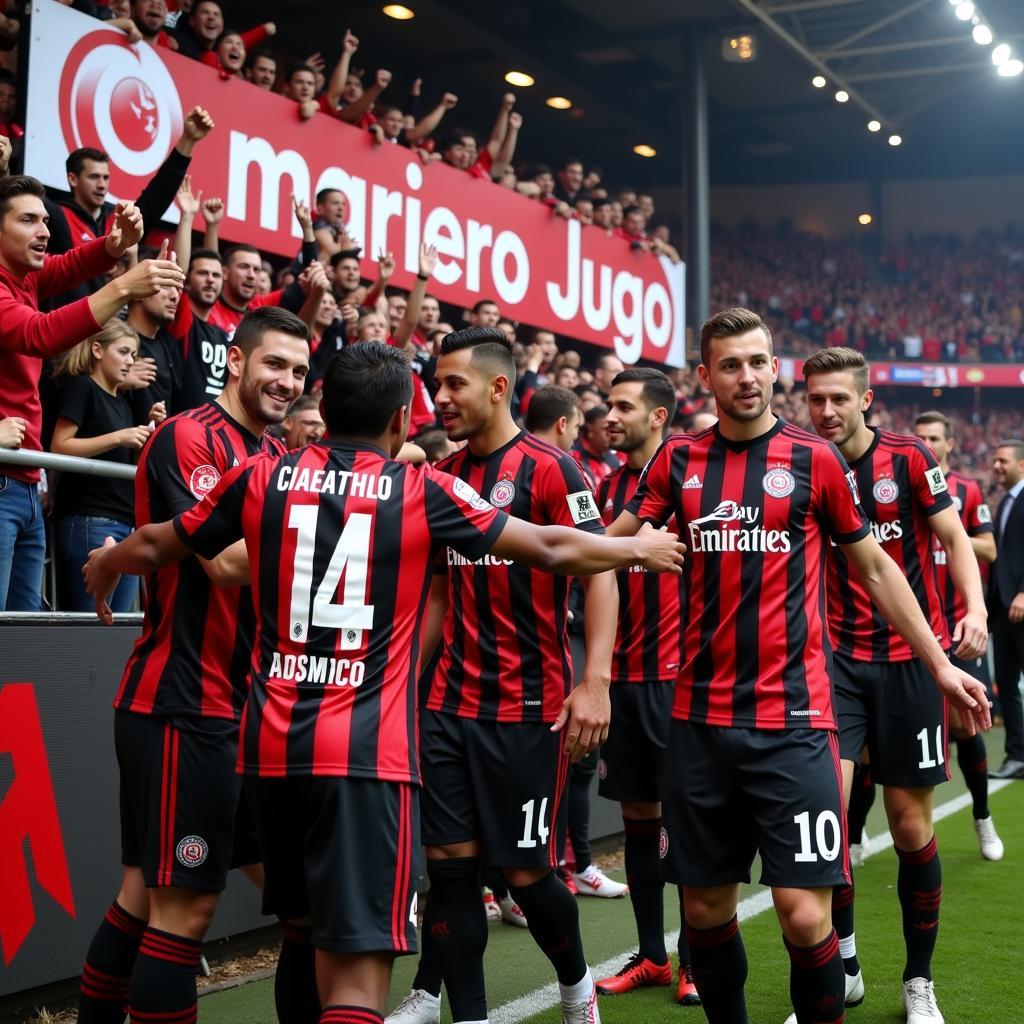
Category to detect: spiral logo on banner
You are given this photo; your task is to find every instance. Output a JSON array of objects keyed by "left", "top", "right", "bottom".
[{"left": 58, "top": 30, "right": 183, "bottom": 200}]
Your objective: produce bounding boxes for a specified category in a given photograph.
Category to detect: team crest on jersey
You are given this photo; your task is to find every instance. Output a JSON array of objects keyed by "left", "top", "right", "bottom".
[
  {"left": 978, "top": 503, "right": 992, "bottom": 523},
  {"left": 567, "top": 490, "right": 600, "bottom": 524},
  {"left": 872, "top": 477, "right": 899, "bottom": 504},
  {"left": 925, "top": 466, "right": 948, "bottom": 496},
  {"left": 189, "top": 464, "right": 220, "bottom": 499},
  {"left": 762, "top": 467, "right": 796, "bottom": 499},
  {"left": 453, "top": 477, "right": 492, "bottom": 512},
  {"left": 176, "top": 835, "right": 209, "bottom": 867},
  {"left": 490, "top": 479, "right": 516, "bottom": 508},
  {"left": 598, "top": 758, "right": 607, "bottom": 780},
  {"left": 658, "top": 826, "right": 669, "bottom": 860}
]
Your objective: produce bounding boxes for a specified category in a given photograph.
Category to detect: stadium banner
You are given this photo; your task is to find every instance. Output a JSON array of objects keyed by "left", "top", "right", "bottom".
[
  {"left": 780, "top": 358, "right": 1024, "bottom": 389},
  {"left": 23, "top": 0, "right": 685, "bottom": 367}
]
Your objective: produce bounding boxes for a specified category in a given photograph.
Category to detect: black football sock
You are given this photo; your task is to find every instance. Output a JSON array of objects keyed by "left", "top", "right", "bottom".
[
  {"left": 424, "top": 857, "right": 487, "bottom": 1022},
  {"left": 128, "top": 926, "right": 202, "bottom": 1024},
  {"left": 784, "top": 930, "right": 845, "bottom": 1024},
  {"left": 506, "top": 871, "right": 587, "bottom": 986},
  {"left": 567, "top": 754, "right": 596, "bottom": 870},
  {"left": 622, "top": 817, "right": 667, "bottom": 964},
  {"left": 896, "top": 835, "right": 942, "bottom": 982},
  {"left": 275, "top": 923, "right": 321, "bottom": 1024},
  {"left": 676, "top": 888, "right": 691, "bottom": 968},
  {"left": 319, "top": 1006, "right": 384, "bottom": 1024},
  {"left": 957, "top": 734, "right": 990, "bottom": 819},
  {"left": 410, "top": 915, "right": 443, "bottom": 999},
  {"left": 831, "top": 881, "right": 859, "bottom": 976},
  {"left": 686, "top": 916, "right": 748, "bottom": 1024},
  {"left": 78, "top": 900, "right": 147, "bottom": 1024},
  {"left": 482, "top": 865, "right": 508, "bottom": 901},
  {"left": 846, "top": 764, "right": 875, "bottom": 845}
]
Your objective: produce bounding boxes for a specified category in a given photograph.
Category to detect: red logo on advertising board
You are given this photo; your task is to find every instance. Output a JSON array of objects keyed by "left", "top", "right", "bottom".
[
  {"left": 0, "top": 684, "right": 76, "bottom": 966},
  {"left": 58, "top": 29, "right": 183, "bottom": 201}
]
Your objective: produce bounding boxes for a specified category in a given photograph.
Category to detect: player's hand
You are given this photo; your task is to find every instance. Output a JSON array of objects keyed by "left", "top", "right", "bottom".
[
  {"left": 292, "top": 194, "right": 313, "bottom": 233},
  {"left": 633, "top": 522, "right": 685, "bottom": 574},
  {"left": 201, "top": 195, "right": 225, "bottom": 226},
  {"left": 182, "top": 106, "right": 215, "bottom": 143},
  {"left": 508, "top": 111, "right": 523, "bottom": 130},
  {"left": 299, "top": 99, "right": 319, "bottom": 121},
  {"left": 147, "top": 401, "right": 167, "bottom": 424},
  {"left": 1010, "top": 592, "right": 1024, "bottom": 624},
  {"left": 122, "top": 355, "right": 158, "bottom": 390},
  {"left": 117, "top": 424, "right": 155, "bottom": 450},
  {"left": 118, "top": 258, "right": 186, "bottom": 300},
  {"left": 442, "top": 92, "right": 458, "bottom": 109},
  {"left": 0, "top": 416, "right": 26, "bottom": 449},
  {"left": 342, "top": 28, "right": 359, "bottom": 54},
  {"left": 376, "top": 68, "right": 392, "bottom": 90},
  {"left": 419, "top": 243, "right": 438, "bottom": 279},
  {"left": 933, "top": 662, "right": 991, "bottom": 735},
  {"left": 84, "top": 536, "right": 121, "bottom": 626},
  {"left": 175, "top": 175, "right": 202, "bottom": 218},
  {"left": 952, "top": 610, "right": 988, "bottom": 660},
  {"left": 551, "top": 679, "right": 610, "bottom": 762},
  {"left": 105, "top": 201, "right": 144, "bottom": 257},
  {"left": 377, "top": 250, "right": 396, "bottom": 280}
]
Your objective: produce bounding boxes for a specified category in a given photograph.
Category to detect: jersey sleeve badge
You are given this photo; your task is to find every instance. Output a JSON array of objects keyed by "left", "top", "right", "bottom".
[
  {"left": 925, "top": 466, "right": 947, "bottom": 495},
  {"left": 566, "top": 490, "right": 600, "bottom": 524}
]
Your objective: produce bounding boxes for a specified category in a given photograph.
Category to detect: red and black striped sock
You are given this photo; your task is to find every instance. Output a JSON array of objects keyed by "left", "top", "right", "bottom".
[
  {"left": 78, "top": 901, "right": 146, "bottom": 1024},
  {"left": 784, "top": 929, "right": 845, "bottom": 1024},
  {"left": 276, "top": 923, "right": 320, "bottom": 1024},
  {"left": 320, "top": 1006, "right": 384, "bottom": 1024},
  {"left": 685, "top": 916, "right": 748, "bottom": 1023},
  {"left": 831, "top": 881, "right": 859, "bottom": 975},
  {"left": 128, "top": 926, "right": 202, "bottom": 1024},
  {"left": 896, "top": 835, "right": 942, "bottom": 982},
  {"left": 956, "top": 734, "right": 990, "bottom": 819},
  {"left": 623, "top": 817, "right": 668, "bottom": 965}
]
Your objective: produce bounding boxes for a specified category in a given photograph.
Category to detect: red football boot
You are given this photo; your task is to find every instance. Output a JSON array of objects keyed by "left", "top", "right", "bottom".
[{"left": 595, "top": 954, "right": 672, "bottom": 995}]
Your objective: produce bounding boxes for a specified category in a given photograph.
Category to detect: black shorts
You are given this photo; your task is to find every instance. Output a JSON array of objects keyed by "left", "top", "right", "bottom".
[
  {"left": 255, "top": 776, "right": 419, "bottom": 955},
  {"left": 833, "top": 654, "right": 950, "bottom": 788},
  {"left": 661, "top": 720, "right": 849, "bottom": 889},
  {"left": 115, "top": 709, "right": 247, "bottom": 890},
  {"left": 598, "top": 682, "right": 673, "bottom": 803},
  {"left": 420, "top": 710, "right": 569, "bottom": 868}
]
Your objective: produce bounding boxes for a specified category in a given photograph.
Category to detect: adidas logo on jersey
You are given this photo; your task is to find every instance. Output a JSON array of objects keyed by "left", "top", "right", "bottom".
[{"left": 682, "top": 474, "right": 702, "bottom": 490}]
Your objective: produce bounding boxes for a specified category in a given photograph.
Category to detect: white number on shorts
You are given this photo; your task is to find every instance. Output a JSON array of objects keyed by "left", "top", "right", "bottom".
[
  {"left": 287, "top": 507, "right": 375, "bottom": 647},
  {"left": 517, "top": 797, "right": 550, "bottom": 849},
  {"left": 916, "top": 726, "right": 945, "bottom": 770},
  {"left": 793, "top": 810, "right": 841, "bottom": 863}
]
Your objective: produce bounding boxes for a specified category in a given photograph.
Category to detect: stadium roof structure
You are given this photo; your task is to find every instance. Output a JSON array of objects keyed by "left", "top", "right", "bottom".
[{"left": 252, "top": 0, "right": 1024, "bottom": 187}]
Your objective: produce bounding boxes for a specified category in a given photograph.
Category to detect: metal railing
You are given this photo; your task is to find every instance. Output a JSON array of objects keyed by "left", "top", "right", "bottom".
[{"left": 0, "top": 448, "right": 137, "bottom": 613}]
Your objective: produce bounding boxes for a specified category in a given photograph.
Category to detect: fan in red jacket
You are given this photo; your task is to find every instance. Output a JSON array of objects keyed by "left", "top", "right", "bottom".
[{"left": 0, "top": 176, "right": 184, "bottom": 610}]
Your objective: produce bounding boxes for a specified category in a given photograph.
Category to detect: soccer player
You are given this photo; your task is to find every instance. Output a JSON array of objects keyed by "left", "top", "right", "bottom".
[
  {"left": 83, "top": 341, "right": 685, "bottom": 1024},
  {"left": 605, "top": 309, "right": 988, "bottom": 1024},
  {"left": 913, "top": 410, "right": 1003, "bottom": 860},
  {"left": 803, "top": 346, "right": 988, "bottom": 1024},
  {"left": 593, "top": 367, "right": 698, "bottom": 1005},
  {"left": 409, "top": 326, "right": 620, "bottom": 1024},
  {"left": 76, "top": 308, "right": 310, "bottom": 1024}
]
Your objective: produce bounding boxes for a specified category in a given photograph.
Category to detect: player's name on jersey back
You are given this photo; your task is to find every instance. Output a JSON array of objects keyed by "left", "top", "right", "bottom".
[{"left": 276, "top": 465, "right": 393, "bottom": 498}]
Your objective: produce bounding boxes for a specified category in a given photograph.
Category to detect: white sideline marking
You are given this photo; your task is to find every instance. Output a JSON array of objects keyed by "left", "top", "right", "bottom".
[{"left": 489, "top": 780, "right": 1013, "bottom": 1024}]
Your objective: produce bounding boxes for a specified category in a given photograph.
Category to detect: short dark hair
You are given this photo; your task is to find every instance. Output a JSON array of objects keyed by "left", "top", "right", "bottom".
[
  {"left": 417, "top": 429, "right": 452, "bottom": 463},
  {"left": 286, "top": 395, "right": 320, "bottom": 418},
  {"left": 66, "top": 147, "right": 109, "bottom": 177},
  {"left": 997, "top": 439, "right": 1024, "bottom": 460},
  {"left": 316, "top": 187, "right": 342, "bottom": 206},
  {"left": 285, "top": 62, "right": 316, "bottom": 83},
  {"left": 223, "top": 244, "right": 261, "bottom": 266},
  {"left": 0, "top": 174, "right": 45, "bottom": 217},
  {"left": 561, "top": 157, "right": 583, "bottom": 170},
  {"left": 189, "top": 248, "right": 223, "bottom": 268},
  {"left": 914, "top": 410, "right": 951, "bottom": 439},
  {"left": 611, "top": 367, "right": 677, "bottom": 428},
  {"left": 233, "top": 306, "right": 309, "bottom": 357},
  {"left": 246, "top": 48, "right": 276, "bottom": 68},
  {"left": 583, "top": 404, "right": 609, "bottom": 425},
  {"left": 595, "top": 352, "right": 622, "bottom": 372},
  {"left": 330, "top": 249, "right": 361, "bottom": 269},
  {"left": 573, "top": 383, "right": 600, "bottom": 398},
  {"left": 472, "top": 298, "right": 499, "bottom": 315},
  {"left": 699, "top": 307, "right": 773, "bottom": 366},
  {"left": 528, "top": 164, "right": 552, "bottom": 179},
  {"left": 622, "top": 204, "right": 643, "bottom": 219},
  {"left": 440, "top": 326, "right": 516, "bottom": 387},
  {"left": 525, "top": 385, "right": 578, "bottom": 432},
  {"left": 802, "top": 346, "right": 869, "bottom": 395},
  {"left": 438, "top": 128, "right": 475, "bottom": 152},
  {"left": 321, "top": 341, "right": 413, "bottom": 437}
]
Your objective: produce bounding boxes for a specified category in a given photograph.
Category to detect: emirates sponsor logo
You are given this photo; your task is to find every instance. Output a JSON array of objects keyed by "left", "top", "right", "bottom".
[
  {"left": 688, "top": 501, "right": 791, "bottom": 553},
  {"left": 870, "top": 519, "right": 904, "bottom": 543}
]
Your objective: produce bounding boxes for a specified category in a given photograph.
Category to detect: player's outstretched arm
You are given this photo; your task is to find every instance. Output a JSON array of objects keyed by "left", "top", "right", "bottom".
[
  {"left": 928, "top": 505, "right": 988, "bottom": 659},
  {"left": 489, "top": 517, "right": 683, "bottom": 576},
  {"left": 605, "top": 509, "right": 644, "bottom": 537},
  {"left": 840, "top": 533, "right": 991, "bottom": 735},
  {"left": 84, "top": 527, "right": 192, "bottom": 624}
]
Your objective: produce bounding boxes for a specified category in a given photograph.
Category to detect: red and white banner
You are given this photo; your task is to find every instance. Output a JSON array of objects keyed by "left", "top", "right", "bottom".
[
  {"left": 779, "top": 357, "right": 1024, "bottom": 390},
  {"left": 24, "top": 1, "right": 685, "bottom": 366}
]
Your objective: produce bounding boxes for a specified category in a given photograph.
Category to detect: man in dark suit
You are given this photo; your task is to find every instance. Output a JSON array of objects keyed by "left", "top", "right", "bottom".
[{"left": 989, "top": 439, "right": 1024, "bottom": 779}]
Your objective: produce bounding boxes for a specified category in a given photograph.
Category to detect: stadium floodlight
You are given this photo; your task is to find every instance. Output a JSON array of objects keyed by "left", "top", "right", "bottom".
[
  {"left": 972, "top": 24, "right": 993, "bottom": 45},
  {"left": 382, "top": 4, "right": 415, "bottom": 19},
  {"left": 504, "top": 71, "right": 535, "bottom": 87},
  {"left": 997, "top": 58, "right": 1024, "bottom": 76},
  {"left": 954, "top": 1, "right": 975, "bottom": 20},
  {"left": 858, "top": 214, "right": 873, "bottom": 226},
  {"left": 867, "top": 119, "right": 882, "bottom": 132},
  {"left": 888, "top": 133, "right": 903, "bottom": 146},
  {"left": 811, "top": 75, "right": 827, "bottom": 88},
  {"left": 633, "top": 144, "right": 657, "bottom": 158},
  {"left": 992, "top": 43, "right": 1012, "bottom": 65},
  {"left": 835, "top": 90, "right": 849, "bottom": 103},
  {"left": 546, "top": 97, "right": 572, "bottom": 109}
]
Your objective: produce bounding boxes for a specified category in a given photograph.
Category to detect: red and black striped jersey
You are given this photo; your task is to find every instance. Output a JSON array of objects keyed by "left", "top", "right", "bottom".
[
  {"left": 627, "top": 419, "right": 869, "bottom": 730},
  {"left": 598, "top": 463, "right": 684, "bottom": 684},
  {"left": 426, "top": 430, "right": 604, "bottom": 723},
  {"left": 932, "top": 469, "right": 993, "bottom": 638},
  {"left": 828, "top": 428, "right": 952, "bottom": 662},
  {"left": 572, "top": 443, "right": 620, "bottom": 492},
  {"left": 174, "top": 441, "right": 505, "bottom": 781},
  {"left": 114, "top": 402, "right": 285, "bottom": 721}
]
